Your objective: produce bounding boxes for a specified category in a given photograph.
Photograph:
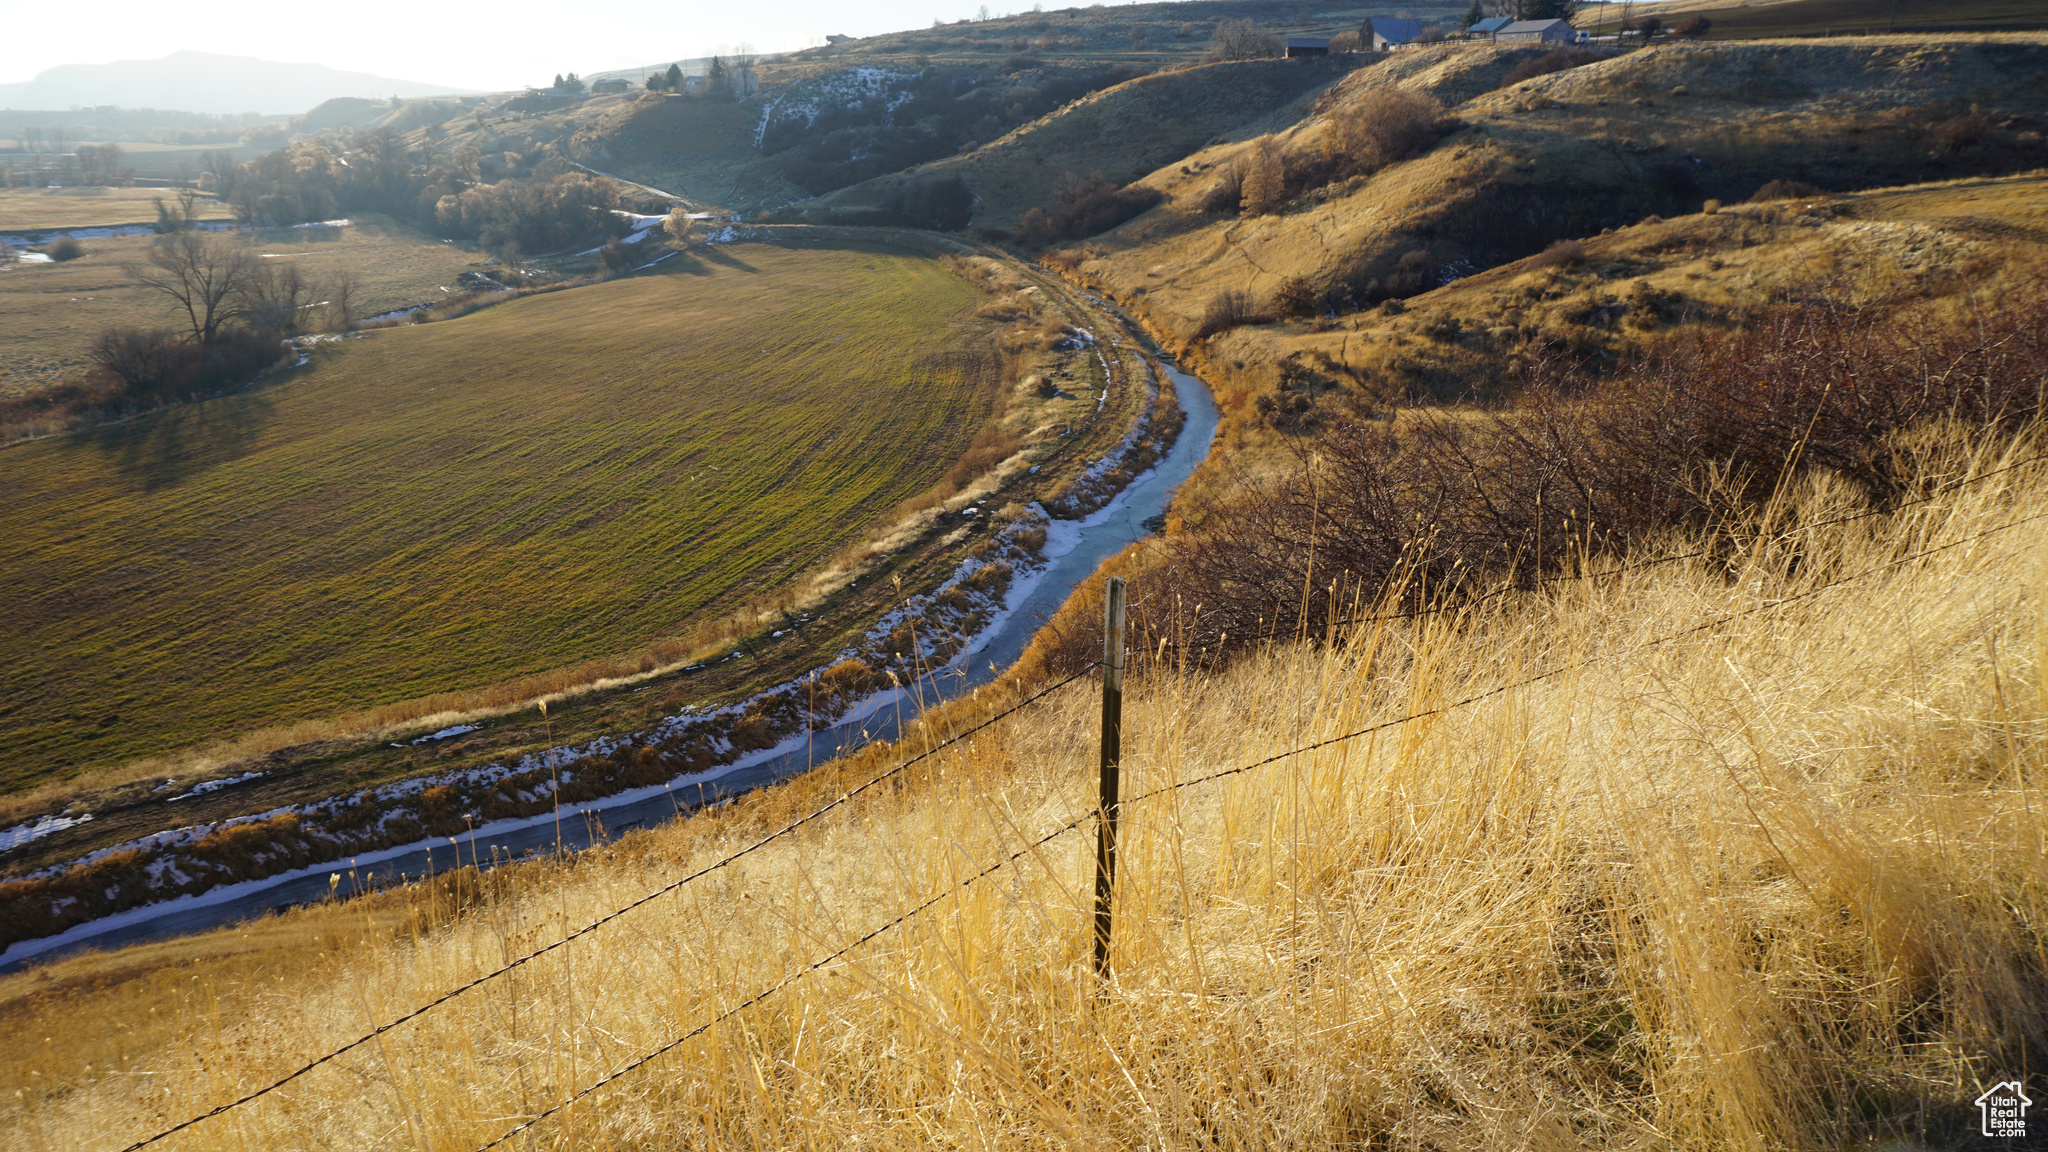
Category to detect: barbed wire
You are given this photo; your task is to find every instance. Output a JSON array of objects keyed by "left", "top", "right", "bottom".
[
  {"left": 472, "top": 810, "right": 1098, "bottom": 1150},
  {"left": 1127, "top": 506, "right": 2048, "bottom": 807},
  {"left": 456, "top": 504, "right": 2048, "bottom": 1151},
  {"left": 115, "top": 660, "right": 1101, "bottom": 1152}
]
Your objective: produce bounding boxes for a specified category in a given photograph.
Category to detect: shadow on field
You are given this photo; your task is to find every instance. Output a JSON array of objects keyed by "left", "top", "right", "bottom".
[
  {"left": 657, "top": 249, "right": 715, "bottom": 276},
  {"left": 697, "top": 245, "right": 759, "bottom": 273},
  {"left": 75, "top": 393, "right": 274, "bottom": 490}
]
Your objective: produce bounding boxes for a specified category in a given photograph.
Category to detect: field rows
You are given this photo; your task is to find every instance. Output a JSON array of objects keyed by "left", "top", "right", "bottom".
[{"left": 0, "top": 242, "right": 997, "bottom": 789}]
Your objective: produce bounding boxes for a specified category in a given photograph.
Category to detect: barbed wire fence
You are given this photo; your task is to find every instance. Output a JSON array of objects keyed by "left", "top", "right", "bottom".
[
  {"left": 109, "top": 457, "right": 2044, "bottom": 1152},
  {"left": 456, "top": 503, "right": 2047, "bottom": 1152}
]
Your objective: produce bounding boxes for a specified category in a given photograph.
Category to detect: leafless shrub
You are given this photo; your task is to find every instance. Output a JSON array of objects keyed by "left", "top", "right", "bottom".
[
  {"left": 1270, "top": 276, "right": 1318, "bottom": 318},
  {"left": 1324, "top": 88, "right": 1447, "bottom": 181},
  {"left": 598, "top": 239, "right": 642, "bottom": 273},
  {"left": 662, "top": 206, "right": 699, "bottom": 244},
  {"left": 1749, "top": 179, "right": 1824, "bottom": 202},
  {"left": 1531, "top": 238, "right": 1586, "bottom": 268},
  {"left": 1014, "top": 175, "right": 1164, "bottom": 248},
  {"left": 1197, "top": 163, "right": 1244, "bottom": 214},
  {"left": 1195, "top": 288, "right": 1262, "bottom": 339},
  {"left": 1124, "top": 298, "right": 2048, "bottom": 657},
  {"left": 1932, "top": 115, "right": 1990, "bottom": 153},
  {"left": 1238, "top": 137, "right": 1287, "bottom": 216}
]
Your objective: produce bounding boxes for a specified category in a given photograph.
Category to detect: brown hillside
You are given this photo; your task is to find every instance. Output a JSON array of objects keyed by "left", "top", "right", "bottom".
[
  {"left": 1068, "top": 35, "right": 2048, "bottom": 351},
  {"left": 779, "top": 57, "right": 1361, "bottom": 232},
  {"left": 1196, "top": 172, "right": 2048, "bottom": 432}
]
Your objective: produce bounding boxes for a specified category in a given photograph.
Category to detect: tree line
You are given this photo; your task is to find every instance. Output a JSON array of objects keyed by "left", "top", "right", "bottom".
[{"left": 196, "top": 130, "right": 638, "bottom": 260}]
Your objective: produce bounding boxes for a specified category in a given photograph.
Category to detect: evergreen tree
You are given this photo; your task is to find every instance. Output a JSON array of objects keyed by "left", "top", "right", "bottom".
[{"left": 666, "top": 62, "right": 683, "bottom": 90}]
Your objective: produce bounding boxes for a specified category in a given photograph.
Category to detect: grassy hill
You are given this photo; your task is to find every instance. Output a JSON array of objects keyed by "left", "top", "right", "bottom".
[
  {"left": 4, "top": 429, "right": 2039, "bottom": 1150},
  {"left": 0, "top": 241, "right": 998, "bottom": 793}
]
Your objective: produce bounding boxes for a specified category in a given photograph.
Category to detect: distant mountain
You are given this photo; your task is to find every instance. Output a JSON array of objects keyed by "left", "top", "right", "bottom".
[{"left": 0, "top": 51, "right": 465, "bottom": 116}]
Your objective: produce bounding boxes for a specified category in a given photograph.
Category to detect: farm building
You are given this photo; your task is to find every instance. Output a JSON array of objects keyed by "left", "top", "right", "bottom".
[
  {"left": 1364, "top": 17, "right": 1424, "bottom": 50},
  {"left": 1285, "top": 36, "right": 1331, "bottom": 57},
  {"left": 591, "top": 77, "right": 631, "bottom": 94},
  {"left": 1468, "top": 16, "right": 1513, "bottom": 38},
  {"left": 1496, "top": 18, "right": 1582, "bottom": 44}
]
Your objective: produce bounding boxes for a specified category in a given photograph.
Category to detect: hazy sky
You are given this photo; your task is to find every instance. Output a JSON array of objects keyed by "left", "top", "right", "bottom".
[{"left": 2, "top": 0, "right": 1091, "bottom": 90}]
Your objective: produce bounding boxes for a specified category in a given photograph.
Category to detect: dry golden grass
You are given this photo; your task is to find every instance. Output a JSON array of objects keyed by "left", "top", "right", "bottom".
[{"left": 4, "top": 426, "right": 2042, "bottom": 1150}]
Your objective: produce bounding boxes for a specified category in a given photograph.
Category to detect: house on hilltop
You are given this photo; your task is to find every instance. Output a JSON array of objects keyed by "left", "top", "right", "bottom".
[
  {"left": 591, "top": 77, "right": 631, "bottom": 94},
  {"left": 1496, "top": 18, "right": 1582, "bottom": 44},
  {"left": 1365, "top": 17, "right": 1424, "bottom": 51},
  {"left": 1468, "top": 16, "right": 1513, "bottom": 39},
  {"left": 1286, "top": 36, "right": 1331, "bottom": 58},
  {"left": 825, "top": 33, "right": 854, "bottom": 44}
]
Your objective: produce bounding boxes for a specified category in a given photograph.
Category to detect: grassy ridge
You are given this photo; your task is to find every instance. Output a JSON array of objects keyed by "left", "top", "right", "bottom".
[{"left": 0, "top": 242, "right": 996, "bottom": 790}]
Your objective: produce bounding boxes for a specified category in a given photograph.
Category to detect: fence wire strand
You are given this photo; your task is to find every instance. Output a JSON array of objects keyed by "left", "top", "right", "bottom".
[
  {"left": 114, "top": 661, "right": 1101, "bottom": 1152},
  {"left": 456, "top": 504, "right": 2046, "bottom": 1152}
]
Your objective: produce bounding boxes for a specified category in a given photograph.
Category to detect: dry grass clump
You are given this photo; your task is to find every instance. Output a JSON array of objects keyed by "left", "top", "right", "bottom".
[{"left": 3, "top": 428, "right": 2042, "bottom": 1151}]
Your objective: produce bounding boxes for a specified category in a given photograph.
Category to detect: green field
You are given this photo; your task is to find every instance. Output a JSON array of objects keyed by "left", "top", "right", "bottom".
[{"left": 0, "top": 241, "right": 997, "bottom": 790}]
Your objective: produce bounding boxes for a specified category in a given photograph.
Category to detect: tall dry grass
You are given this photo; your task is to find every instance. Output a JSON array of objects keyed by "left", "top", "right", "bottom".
[{"left": 4, "top": 428, "right": 2043, "bottom": 1151}]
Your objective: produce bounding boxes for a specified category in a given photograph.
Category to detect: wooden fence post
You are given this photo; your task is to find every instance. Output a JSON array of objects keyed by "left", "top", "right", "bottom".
[{"left": 1093, "top": 577, "right": 1127, "bottom": 979}]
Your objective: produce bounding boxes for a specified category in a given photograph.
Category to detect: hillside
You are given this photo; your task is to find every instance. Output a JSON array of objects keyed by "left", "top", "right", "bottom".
[
  {"left": 1057, "top": 37, "right": 2048, "bottom": 362},
  {"left": 776, "top": 1, "right": 1457, "bottom": 69},
  {"left": 3, "top": 429, "right": 2039, "bottom": 1150},
  {"left": 1583, "top": 0, "right": 2048, "bottom": 38},
  {"left": 0, "top": 243, "right": 999, "bottom": 792},
  {"left": 780, "top": 57, "right": 1359, "bottom": 232}
]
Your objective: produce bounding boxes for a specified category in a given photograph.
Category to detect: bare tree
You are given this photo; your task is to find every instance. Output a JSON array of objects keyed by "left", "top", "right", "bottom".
[
  {"left": 1209, "top": 18, "right": 1285, "bottom": 61},
  {"left": 239, "top": 260, "right": 318, "bottom": 336},
  {"left": 151, "top": 188, "right": 202, "bottom": 234},
  {"left": 1239, "top": 137, "right": 1287, "bottom": 216},
  {"left": 325, "top": 272, "right": 360, "bottom": 331},
  {"left": 128, "top": 233, "right": 258, "bottom": 344}
]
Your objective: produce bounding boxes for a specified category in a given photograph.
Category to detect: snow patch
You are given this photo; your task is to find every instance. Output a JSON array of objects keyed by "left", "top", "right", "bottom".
[
  {"left": 412, "top": 724, "right": 479, "bottom": 745},
  {"left": 1, "top": 812, "right": 93, "bottom": 852},
  {"left": 167, "top": 771, "right": 264, "bottom": 801}
]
